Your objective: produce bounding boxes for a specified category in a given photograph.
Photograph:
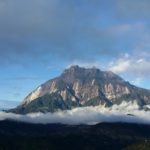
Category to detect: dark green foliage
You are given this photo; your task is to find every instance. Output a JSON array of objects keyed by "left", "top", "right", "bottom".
[
  {"left": 84, "top": 96, "right": 111, "bottom": 107},
  {"left": 123, "top": 141, "right": 150, "bottom": 150},
  {"left": 84, "top": 96, "right": 103, "bottom": 106},
  {"left": 84, "top": 89, "right": 112, "bottom": 107},
  {"left": 113, "top": 93, "right": 146, "bottom": 106},
  {"left": 0, "top": 120, "right": 150, "bottom": 150}
]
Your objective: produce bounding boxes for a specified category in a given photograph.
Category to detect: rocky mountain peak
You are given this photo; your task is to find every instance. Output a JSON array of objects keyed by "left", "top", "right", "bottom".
[
  {"left": 61, "top": 65, "right": 123, "bottom": 85},
  {"left": 9, "top": 65, "right": 150, "bottom": 114},
  {"left": 61, "top": 65, "right": 104, "bottom": 80},
  {"left": 62, "top": 65, "right": 101, "bottom": 77}
]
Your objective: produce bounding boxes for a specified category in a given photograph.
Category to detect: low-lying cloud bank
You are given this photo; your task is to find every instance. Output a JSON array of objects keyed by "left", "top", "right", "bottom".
[{"left": 0, "top": 101, "right": 150, "bottom": 125}]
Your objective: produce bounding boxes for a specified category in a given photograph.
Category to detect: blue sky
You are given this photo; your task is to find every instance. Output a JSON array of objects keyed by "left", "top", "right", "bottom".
[{"left": 0, "top": 0, "right": 150, "bottom": 107}]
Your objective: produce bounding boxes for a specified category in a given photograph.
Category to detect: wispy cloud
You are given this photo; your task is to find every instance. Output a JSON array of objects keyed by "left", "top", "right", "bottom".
[{"left": 109, "top": 53, "right": 150, "bottom": 79}]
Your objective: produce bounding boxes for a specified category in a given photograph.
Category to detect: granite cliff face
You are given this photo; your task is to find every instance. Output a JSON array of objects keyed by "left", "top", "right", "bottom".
[{"left": 10, "top": 65, "right": 150, "bottom": 114}]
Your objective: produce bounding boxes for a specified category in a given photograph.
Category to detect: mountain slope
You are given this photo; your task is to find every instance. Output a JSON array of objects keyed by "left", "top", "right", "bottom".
[{"left": 10, "top": 65, "right": 150, "bottom": 114}]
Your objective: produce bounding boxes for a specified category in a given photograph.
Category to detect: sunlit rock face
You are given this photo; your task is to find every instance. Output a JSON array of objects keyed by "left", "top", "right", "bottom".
[
  {"left": 10, "top": 65, "right": 150, "bottom": 114},
  {"left": 104, "top": 83, "right": 130, "bottom": 100}
]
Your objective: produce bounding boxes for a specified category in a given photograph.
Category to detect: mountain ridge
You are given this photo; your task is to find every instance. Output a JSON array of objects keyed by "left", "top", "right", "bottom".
[{"left": 9, "top": 65, "right": 150, "bottom": 114}]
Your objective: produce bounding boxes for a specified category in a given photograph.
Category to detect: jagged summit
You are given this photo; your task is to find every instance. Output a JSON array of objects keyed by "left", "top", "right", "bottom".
[
  {"left": 61, "top": 65, "right": 123, "bottom": 82},
  {"left": 9, "top": 65, "right": 150, "bottom": 114},
  {"left": 62, "top": 65, "right": 102, "bottom": 77},
  {"left": 61, "top": 65, "right": 102, "bottom": 84},
  {"left": 63, "top": 65, "right": 101, "bottom": 73}
]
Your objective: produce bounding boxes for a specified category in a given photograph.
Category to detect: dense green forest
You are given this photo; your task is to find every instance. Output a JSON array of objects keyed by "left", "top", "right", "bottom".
[{"left": 0, "top": 120, "right": 150, "bottom": 150}]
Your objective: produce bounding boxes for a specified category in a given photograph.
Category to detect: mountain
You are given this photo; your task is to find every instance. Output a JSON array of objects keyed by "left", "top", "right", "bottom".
[{"left": 9, "top": 65, "right": 150, "bottom": 114}]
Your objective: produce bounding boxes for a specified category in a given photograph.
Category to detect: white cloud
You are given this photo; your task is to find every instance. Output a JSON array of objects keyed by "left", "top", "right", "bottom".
[
  {"left": 1, "top": 101, "right": 150, "bottom": 125},
  {"left": 109, "top": 54, "right": 150, "bottom": 79},
  {"left": 137, "top": 59, "right": 144, "bottom": 63},
  {"left": 109, "top": 59, "right": 130, "bottom": 74}
]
